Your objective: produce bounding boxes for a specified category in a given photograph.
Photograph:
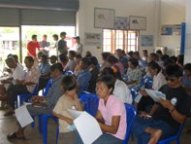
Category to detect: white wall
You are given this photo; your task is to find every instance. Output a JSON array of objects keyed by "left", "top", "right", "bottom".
[
  {"left": 184, "top": 0, "right": 191, "bottom": 64},
  {"left": 77, "top": 0, "right": 158, "bottom": 62},
  {"left": 159, "top": 0, "right": 185, "bottom": 56}
]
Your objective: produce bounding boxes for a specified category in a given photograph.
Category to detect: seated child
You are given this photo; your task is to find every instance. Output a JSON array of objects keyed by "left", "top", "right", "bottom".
[{"left": 53, "top": 75, "right": 82, "bottom": 144}]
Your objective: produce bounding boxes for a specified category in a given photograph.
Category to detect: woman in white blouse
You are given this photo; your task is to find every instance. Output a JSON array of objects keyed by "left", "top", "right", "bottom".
[{"left": 138, "top": 61, "right": 167, "bottom": 112}]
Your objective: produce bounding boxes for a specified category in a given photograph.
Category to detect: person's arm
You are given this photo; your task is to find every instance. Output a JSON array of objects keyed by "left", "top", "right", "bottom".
[
  {"left": 160, "top": 99, "right": 186, "bottom": 124},
  {"left": 53, "top": 112, "right": 73, "bottom": 125},
  {"left": 149, "top": 103, "right": 159, "bottom": 115},
  {"left": 96, "top": 110, "right": 104, "bottom": 123},
  {"left": 99, "top": 116, "right": 120, "bottom": 134}
]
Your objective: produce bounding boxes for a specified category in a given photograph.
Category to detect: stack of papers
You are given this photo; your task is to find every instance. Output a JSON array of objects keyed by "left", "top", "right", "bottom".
[
  {"left": 145, "top": 89, "right": 166, "bottom": 102},
  {"left": 68, "top": 109, "right": 102, "bottom": 144}
]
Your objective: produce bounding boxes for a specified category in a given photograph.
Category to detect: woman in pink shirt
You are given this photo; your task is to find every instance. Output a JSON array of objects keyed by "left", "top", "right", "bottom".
[{"left": 93, "top": 75, "right": 127, "bottom": 144}]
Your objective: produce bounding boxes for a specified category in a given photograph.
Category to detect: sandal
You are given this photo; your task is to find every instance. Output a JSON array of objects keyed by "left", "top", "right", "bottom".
[
  {"left": 4, "top": 110, "right": 14, "bottom": 116},
  {"left": 7, "top": 132, "right": 26, "bottom": 140}
]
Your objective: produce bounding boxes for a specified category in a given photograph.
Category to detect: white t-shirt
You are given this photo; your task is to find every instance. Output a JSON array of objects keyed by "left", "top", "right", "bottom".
[
  {"left": 152, "top": 71, "right": 167, "bottom": 90},
  {"left": 113, "top": 79, "right": 133, "bottom": 104},
  {"left": 12, "top": 64, "right": 26, "bottom": 84}
]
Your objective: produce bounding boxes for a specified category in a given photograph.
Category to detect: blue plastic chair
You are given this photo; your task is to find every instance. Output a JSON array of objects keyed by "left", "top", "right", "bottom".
[
  {"left": 122, "top": 103, "right": 137, "bottom": 144},
  {"left": 63, "top": 70, "right": 74, "bottom": 76},
  {"left": 42, "top": 79, "right": 53, "bottom": 96},
  {"left": 130, "top": 87, "right": 139, "bottom": 102},
  {"left": 79, "top": 91, "right": 99, "bottom": 116},
  {"left": 139, "top": 75, "right": 153, "bottom": 89},
  {"left": 17, "top": 84, "right": 39, "bottom": 107},
  {"left": 39, "top": 114, "right": 59, "bottom": 144},
  {"left": 158, "top": 123, "right": 185, "bottom": 144}
]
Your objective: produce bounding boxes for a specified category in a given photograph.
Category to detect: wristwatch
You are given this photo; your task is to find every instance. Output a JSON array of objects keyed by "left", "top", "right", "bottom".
[{"left": 169, "top": 108, "right": 176, "bottom": 113}]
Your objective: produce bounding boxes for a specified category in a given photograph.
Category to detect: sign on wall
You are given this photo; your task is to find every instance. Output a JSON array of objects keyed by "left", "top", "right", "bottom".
[
  {"left": 84, "top": 33, "right": 102, "bottom": 46},
  {"left": 129, "top": 16, "right": 147, "bottom": 30},
  {"left": 141, "top": 35, "right": 154, "bottom": 47},
  {"left": 94, "top": 8, "right": 115, "bottom": 29},
  {"left": 114, "top": 17, "right": 129, "bottom": 30}
]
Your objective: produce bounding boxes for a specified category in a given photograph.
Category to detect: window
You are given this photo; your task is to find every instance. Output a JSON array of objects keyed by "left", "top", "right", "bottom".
[{"left": 103, "top": 29, "right": 139, "bottom": 53}]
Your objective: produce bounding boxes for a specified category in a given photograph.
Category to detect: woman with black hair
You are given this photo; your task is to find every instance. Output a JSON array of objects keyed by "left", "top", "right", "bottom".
[
  {"left": 138, "top": 61, "right": 167, "bottom": 112},
  {"left": 100, "top": 67, "right": 132, "bottom": 104}
]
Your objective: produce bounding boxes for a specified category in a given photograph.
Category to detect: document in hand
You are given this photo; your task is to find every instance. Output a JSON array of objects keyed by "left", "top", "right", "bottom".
[
  {"left": 15, "top": 105, "right": 34, "bottom": 128},
  {"left": 68, "top": 109, "right": 103, "bottom": 144},
  {"left": 145, "top": 89, "right": 166, "bottom": 102}
]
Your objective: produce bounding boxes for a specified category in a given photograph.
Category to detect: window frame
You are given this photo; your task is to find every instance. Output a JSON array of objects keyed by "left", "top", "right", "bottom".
[{"left": 103, "top": 29, "right": 139, "bottom": 53}]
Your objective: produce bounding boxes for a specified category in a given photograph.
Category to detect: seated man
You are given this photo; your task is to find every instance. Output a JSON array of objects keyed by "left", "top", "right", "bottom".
[
  {"left": 38, "top": 54, "right": 51, "bottom": 91},
  {"left": 76, "top": 57, "right": 91, "bottom": 93},
  {"left": 7, "top": 63, "right": 64, "bottom": 140},
  {"left": 5, "top": 56, "right": 40, "bottom": 115},
  {"left": 0, "top": 56, "right": 25, "bottom": 108},
  {"left": 132, "top": 64, "right": 191, "bottom": 144}
]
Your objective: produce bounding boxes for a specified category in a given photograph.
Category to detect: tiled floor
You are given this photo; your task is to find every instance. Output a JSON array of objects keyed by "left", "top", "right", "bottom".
[{"left": 0, "top": 110, "right": 191, "bottom": 144}]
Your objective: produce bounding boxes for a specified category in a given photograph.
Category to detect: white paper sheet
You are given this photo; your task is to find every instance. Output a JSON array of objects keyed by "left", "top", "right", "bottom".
[
  {"left": 68, "top": 110, "right": 102, "bottom": 144},
  {"left": 67, "top": 109, "right": 83, "bottom": 119},
  {"left": 15, "top": 105, "right": 34, "bottom": 128},
  {"left": 145, "top": 89, "right": 166, "bottom": 102}
]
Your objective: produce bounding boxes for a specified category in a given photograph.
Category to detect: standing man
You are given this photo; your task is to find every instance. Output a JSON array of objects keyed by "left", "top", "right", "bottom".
[
  {"left": 52, "top": 34, "right": 59, "bottom": 56},
  {"left": 58, "top": 32, "right": 68, "bottom": 56},
  {"left": 27, "top": 35, "right": 40, "bottom": 58},
  {"left": 39, "top": 34, "right": 50, "bottom": 56},
  {"left": 73, "top": 36, "right": 83, "bottom": 55},
  {"left": 39, "top": 34, "right": 50, "bottom": 49}
]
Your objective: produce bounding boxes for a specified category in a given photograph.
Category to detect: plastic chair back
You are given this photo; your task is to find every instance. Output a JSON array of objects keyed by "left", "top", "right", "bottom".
[
  {"left": 122, "top": 103, "right": 137, "bottom": 144},
  {"left": 17, "top": 84, "right": 39, "bottom": 107},
  {"left": 42, "top": 79, "right": 53, "bottom": 96},
  {"left": 158, "top": 122, "right": 185, "bottom": 144},
  {"left": 79, "top": 91, "right": 99, "bottom": 116}
]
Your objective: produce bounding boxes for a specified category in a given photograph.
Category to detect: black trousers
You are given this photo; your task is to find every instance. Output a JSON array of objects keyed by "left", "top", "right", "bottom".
[
  {"left": 137, "top": 96, "right": 154, "bottom": 113},
  {"left": 7, "top": 84, "right": 30, "bottom": 108}
]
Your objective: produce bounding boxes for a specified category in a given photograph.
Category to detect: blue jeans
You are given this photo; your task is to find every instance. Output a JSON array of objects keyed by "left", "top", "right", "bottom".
[
  {"left": 74, "top": 131, "right": 122, "bottom": 144},
  {"left": 132, "top": 116, "right": 177, "bottom": 144}
]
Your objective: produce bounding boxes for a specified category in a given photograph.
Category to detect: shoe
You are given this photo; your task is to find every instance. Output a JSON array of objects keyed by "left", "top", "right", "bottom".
[
  {"left": 7, "top": 132, "right": 26, "bottom": 140},
  {"left": 4, "top": 110, "right": 14, "bottom": 116}
]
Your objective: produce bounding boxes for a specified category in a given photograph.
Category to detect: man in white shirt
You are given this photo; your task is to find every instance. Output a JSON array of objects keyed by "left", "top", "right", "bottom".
[
  {"left": 0, "top": 56, "right": 26, "bottom": 109},
  {"left": 0, "top": 56, "right": 25, "bottom": 92},
  {"left": 70, "top": 36, "right": 83, "bottom": 55}
]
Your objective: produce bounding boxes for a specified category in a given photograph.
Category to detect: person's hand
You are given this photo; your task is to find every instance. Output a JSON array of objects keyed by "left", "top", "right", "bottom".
[
  {"left": 32, "top": 96, "right": 44, "bottom": 104},
  {"left": 139, "top": 111, "right": 152, "bottom": 119},
  {"left": 160, "top": 99, "right": 174, "bottom": 110},
  {"left": 140, "top": 89, "right": 148, "bottom": 96}
]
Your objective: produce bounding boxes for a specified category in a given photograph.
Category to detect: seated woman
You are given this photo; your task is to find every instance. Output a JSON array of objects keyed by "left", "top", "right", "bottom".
[
  {"left": 138, "top": 61, "right": 167, "bottom": 112},
  {"left": 126, "top": 58, "right": 142, "bottom": 88},
  {"left": 133, "top": 64, "right": 191, "bottom": 144},
  {"left": 53, "top": 75, "right": 82, "bottom": 144},
  {"left": 93, "top": 75, "right": 126, "bottom": 144}
]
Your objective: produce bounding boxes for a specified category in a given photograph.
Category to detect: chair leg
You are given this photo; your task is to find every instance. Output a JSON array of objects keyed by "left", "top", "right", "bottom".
[
  {"left": 56, "top": 126, "right": 59, "bottom": 144},
  {"left": 42, "top": 117, "right": 48, "bottom": 144},
  {"left": 38, "top": 115, "right": 42, "bottom": 133},
  {"left": 31, "top": 116, "right": 35, "bottom": 128},
  {"left": 176, "top": 139, "right": 180, "bottom": 144}
]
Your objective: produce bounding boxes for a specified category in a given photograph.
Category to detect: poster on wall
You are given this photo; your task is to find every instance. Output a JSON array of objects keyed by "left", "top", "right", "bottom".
[
  {"left": 141, "top": 35, "right": 154, "bottom": 47},
  {"left": 161, "top": 24, "right": 181, "bottom": 35},
  {"left": 161, "top": 25, "right": 173, "bottom": 35},
  {"left": 114, "top": 17, "right": 129, "bottom": 30},
  {"left": 94, "top": 8, "right": 115, "bottom": 29},
  {"left": 172, "top": 24, "right": 181, "bottom": 35},
  {"left": 129, "top": 16, "right": 147, "bottom": 30},
  {"left": 84, "top": 33, "right": 102, "bottom": 46}
]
